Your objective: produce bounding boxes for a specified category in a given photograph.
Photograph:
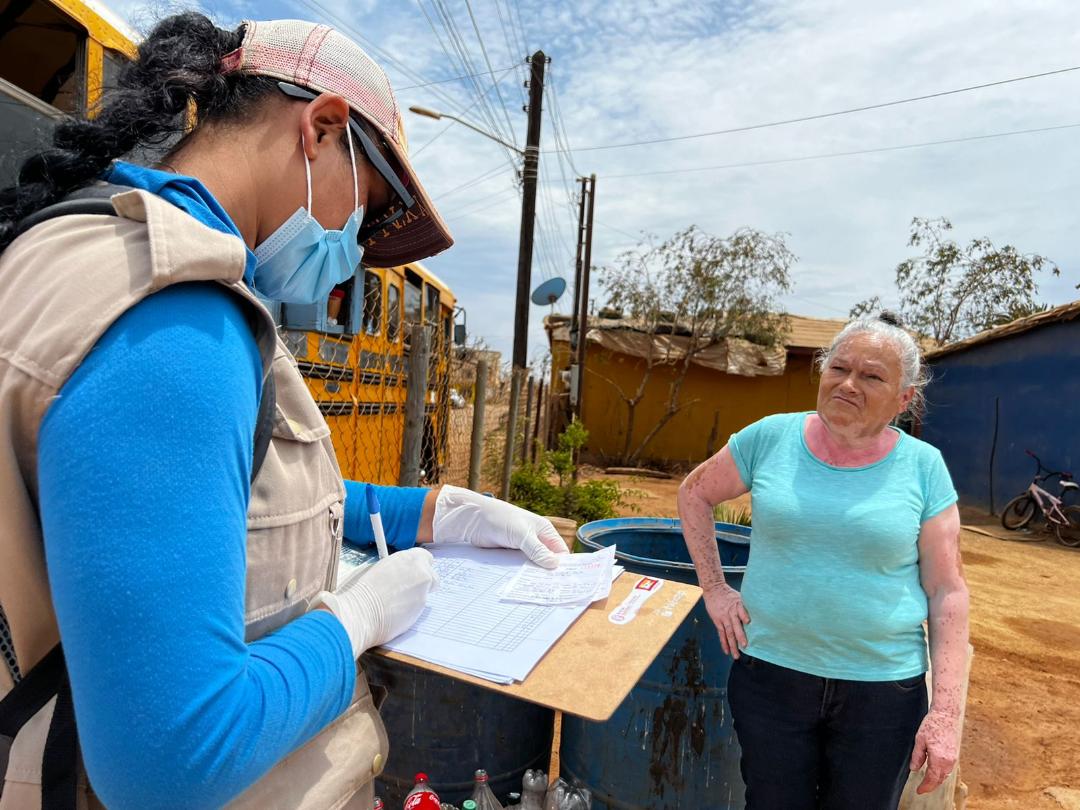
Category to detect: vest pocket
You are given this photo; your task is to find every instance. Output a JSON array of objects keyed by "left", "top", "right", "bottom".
[{"left": 244, "top": 347, "right": 345, "bottom": 642}]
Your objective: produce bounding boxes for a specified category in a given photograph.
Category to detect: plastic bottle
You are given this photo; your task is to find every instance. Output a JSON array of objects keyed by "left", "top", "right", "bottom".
[
  {"left": 470, "top": 769, "right": 504, "bottom": 810},
  {"left": 563, "top": 785, "right": 592, "bottom": 810},
  {"left": 542, "top": 779, "right": 569, "bottom": 810},
  {"left": 374, "top": 798, "right": 384, "bottom": 810},
  {"left": 404, "top": 773, "right": 441, "bottom": 810},
  {"left": 520, "top": 770, "right": 546, "bottom": 810}
]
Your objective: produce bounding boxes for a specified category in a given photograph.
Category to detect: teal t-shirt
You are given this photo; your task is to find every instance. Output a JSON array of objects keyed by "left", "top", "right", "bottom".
[{"left": 729, "top": 411, "right": 957, "bottom": 681}]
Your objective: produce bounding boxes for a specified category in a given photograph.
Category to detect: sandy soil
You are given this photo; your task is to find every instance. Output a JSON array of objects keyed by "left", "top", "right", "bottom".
[{"left": 586, "top": 471, "right": 1080, "bottom": 810}]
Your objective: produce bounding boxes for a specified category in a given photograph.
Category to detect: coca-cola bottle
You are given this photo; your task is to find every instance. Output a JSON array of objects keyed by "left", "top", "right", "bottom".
[
  {"left": 470, "top": 769, "right": 504, "bottom": 810},
  {"left": 404, "top": 773, "right": 441, "bottom": 810}
]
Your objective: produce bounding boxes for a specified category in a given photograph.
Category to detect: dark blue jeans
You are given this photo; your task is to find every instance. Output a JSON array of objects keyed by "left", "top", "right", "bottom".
[{"left": 728, "top": 654, "right": 928, "bottom": 810}]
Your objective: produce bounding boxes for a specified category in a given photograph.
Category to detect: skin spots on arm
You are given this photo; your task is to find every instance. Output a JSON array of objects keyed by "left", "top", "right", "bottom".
[
  {"left": 911, "top": 503, "right": 969, "bottom": 793},
  {"left": 678, "top": 446, "right": 751, "bottom": 656}
]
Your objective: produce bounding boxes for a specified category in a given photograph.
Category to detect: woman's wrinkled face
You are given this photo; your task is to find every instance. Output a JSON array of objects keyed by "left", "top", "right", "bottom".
[{"left": 817, "top": 333, "right": 914, "bottom": 436}]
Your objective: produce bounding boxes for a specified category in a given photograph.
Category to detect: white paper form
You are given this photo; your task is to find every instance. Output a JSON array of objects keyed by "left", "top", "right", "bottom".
[
  {"left": 382, "top": 545, "right": 604, "bottom": 684},
  {"left": 499, "top": 544, "right": 617, "bottom": 606}
]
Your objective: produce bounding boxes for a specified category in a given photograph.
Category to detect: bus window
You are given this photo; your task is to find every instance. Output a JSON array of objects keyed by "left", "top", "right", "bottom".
[
  {"left": 403, "top": 278, "right": 422, "bottom": 327},
  {"left": 101, "top": 48, "right": 127, "bottom": 93},
  {"left": 0, "top": 0, "right": 86, "bottom": 113},
  {"left": 362, "top": 271, "right": 382, "bottom": 336},
  {"left": 425, "top": 284, "right": 440, "bottom": 324},
  {"left": 443, "top": 310, "right": 452, "bottom": 342},
  {"left": 387, "top": 282, "right": 401, "bottom": 343}
]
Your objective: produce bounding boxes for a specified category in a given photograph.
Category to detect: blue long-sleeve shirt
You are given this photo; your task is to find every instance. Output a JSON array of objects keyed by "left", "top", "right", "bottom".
[{"left": 36, "top": 163, "right": 426, "bottom": 808}]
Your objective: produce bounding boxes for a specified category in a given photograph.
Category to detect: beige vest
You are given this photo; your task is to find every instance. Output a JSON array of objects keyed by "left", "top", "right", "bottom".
[{"left": 0, "top": 189, "right": 387, "bottom": 809}]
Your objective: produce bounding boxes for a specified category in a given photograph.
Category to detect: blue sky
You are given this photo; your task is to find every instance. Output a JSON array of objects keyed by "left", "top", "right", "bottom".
[{"left": 113, "top": 0, "right": 1080, "bottom": 365}]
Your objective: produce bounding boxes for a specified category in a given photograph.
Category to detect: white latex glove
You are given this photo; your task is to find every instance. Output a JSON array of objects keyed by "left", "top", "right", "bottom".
[
  {"left": 314, "top": 547, "right": 438, "bottom": 658},
  {"left": 432, "top": 485, "right": 570, "bottom": 569}
]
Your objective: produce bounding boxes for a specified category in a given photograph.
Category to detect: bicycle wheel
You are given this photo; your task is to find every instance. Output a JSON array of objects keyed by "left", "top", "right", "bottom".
[
  {"left": 1053, "top": 505, "right": 1080, "bottom": 548},
  {"left": 1001, "top": 494, "right": 1037, "bottom": 530}
]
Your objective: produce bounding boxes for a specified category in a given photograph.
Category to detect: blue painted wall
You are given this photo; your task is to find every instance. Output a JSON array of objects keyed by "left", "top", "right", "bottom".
[{"left": 921, "top": 319, "right": 1080, "bottom": 513}]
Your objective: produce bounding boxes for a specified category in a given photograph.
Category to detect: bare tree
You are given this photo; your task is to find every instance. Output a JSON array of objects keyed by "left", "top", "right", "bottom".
[
  {"left": 598, "top": 225, "right": 794, "bottom": 465},
  {"left": 853, "top": 217, "right": 1059, "bottom": 344}
]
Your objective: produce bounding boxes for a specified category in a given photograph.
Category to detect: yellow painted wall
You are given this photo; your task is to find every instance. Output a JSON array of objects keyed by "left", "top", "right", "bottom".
[{"left": 550, "top": 338, "right": 821, "bottom": 465}]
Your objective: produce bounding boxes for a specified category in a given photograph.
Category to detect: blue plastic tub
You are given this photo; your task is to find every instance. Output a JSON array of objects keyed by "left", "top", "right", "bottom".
[{"left": 561, "top": 517, "right": 751, "bottom": 809}]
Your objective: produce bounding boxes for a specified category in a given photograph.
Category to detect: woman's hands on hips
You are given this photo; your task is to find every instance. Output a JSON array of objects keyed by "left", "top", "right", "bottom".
[
  {"left": 703, "top": 583, "right": 750, "bottom": 658},
  {"left": 910, "top": 708, "right": 960, "bottom": 794},
  {"left": 431, "top": 484, "right": 570, "bottom": 568}
]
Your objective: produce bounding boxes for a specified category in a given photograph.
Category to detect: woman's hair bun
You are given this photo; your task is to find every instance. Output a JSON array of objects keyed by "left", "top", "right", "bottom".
[{"left": 877, "top": 310, "right": 904, "bottom": 329}]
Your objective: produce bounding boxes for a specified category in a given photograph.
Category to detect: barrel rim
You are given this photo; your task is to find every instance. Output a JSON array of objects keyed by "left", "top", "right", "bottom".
[{"left": 576, "top": 517, "right": 749, "bottom": 573}]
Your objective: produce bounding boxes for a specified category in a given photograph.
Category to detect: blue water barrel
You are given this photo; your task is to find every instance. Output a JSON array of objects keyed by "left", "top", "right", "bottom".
[
  {"left": 363, "top": 653, "right": 553, "bottom": 806},
  {"left": 562, "top": 517, "right": 751, "bottom": 810}
]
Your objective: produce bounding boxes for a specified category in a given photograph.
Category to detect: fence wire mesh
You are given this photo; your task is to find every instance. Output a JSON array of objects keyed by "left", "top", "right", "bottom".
[{"left": 285, "top": 315, "right": 547, "bottom": 494}]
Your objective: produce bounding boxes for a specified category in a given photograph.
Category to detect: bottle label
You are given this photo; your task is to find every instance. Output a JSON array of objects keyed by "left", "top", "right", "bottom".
[{"left": 404, "top": 793, "right": 441, "bottom": 810}]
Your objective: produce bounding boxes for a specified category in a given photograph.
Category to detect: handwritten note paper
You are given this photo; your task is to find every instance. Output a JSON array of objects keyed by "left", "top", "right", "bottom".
[{"left": 499, "top": 545, "right": 617, "bottom": 606}]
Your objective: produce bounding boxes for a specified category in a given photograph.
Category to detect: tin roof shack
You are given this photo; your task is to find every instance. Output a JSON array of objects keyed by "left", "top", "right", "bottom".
[
  {"left": 920, "top": 301, "right": 1080, "bottom": 514},
  {"left": 545, "top": 313, "right": 847, "bottom": 467}
]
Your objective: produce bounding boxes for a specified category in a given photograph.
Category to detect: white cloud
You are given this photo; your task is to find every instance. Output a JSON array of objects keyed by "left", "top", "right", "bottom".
[{"left": 100, "top": 0, "right": 1080, "bottom": 360}]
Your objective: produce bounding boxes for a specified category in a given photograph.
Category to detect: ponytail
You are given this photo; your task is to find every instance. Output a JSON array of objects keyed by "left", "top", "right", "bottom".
[{"left": 0, "top": 12, "right": 277, "bottom": 251}]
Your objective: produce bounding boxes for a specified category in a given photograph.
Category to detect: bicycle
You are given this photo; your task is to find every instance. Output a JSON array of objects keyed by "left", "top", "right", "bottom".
[{"left": 1000, "top": 450, "right": 1080, "bottom": 547}]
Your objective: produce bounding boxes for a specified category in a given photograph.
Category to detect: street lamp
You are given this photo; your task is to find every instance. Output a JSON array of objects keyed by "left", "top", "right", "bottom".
[
  {"left": 409, "top": 52, "right": 547, "bottom": 500},
  {"left": 408, "top": 106, "right": 523, "bottom": 156}
]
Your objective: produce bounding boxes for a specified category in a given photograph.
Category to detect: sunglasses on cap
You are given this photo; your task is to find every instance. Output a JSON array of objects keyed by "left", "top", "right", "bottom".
[{"left": 276, "top": 81, "right": 416, "bottom": 243}]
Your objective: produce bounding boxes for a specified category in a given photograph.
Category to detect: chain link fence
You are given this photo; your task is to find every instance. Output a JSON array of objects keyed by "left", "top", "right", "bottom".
[{"left": 289, "top": 318, "right": 549, "bottom": 493}]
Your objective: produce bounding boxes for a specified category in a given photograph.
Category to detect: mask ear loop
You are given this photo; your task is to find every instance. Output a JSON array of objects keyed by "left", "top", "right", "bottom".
[
  {"left": 301, "top": 132, "right": 314, "bottom": 213},
  {"left": 346, "top": 125, "right": 359, "bottom": 213}
]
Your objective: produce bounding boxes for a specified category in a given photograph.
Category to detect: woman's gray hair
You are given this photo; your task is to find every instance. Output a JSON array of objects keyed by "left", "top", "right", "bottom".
[{"left": 817, "top": 311, "right": 931, "bottom": 417}]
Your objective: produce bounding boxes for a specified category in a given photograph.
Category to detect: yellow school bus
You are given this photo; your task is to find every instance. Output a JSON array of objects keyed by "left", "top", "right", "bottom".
[
  {"left": 280, "top": 262, "right": 457, "bottom": 485},
  {"left": 1, "top": 0, "right": 460, "bottom": 486}
]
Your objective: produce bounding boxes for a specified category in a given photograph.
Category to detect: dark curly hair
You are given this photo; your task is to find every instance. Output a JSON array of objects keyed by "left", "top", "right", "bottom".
[{"left": 0, "top": 13, "right": 280, "bottom": 251}]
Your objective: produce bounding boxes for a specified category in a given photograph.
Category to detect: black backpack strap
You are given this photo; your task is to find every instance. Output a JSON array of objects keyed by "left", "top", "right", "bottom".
[
  {"left": 252, "top": 369, "right": 276, "bottom": 483},
  {"left": 14, "top": 183, "right": 133, "bottom": 238},
  {"left": 14, "top": 183, "right": 278, "bottom": 483},
  {"left": 41, "top": 674, "right": 76, "bottom": 809},
  {"left": 0, "top": 646, "right": 77, "bottom": 808}
]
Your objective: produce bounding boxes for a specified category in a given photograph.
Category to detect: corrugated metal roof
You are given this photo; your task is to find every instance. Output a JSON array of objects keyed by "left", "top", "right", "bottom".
[
  {"left": 924, "top": 299, "right": 1080, "bottom": 361},
  {"left": 544, "top": 312, "right": 847, "bottom": 351}
]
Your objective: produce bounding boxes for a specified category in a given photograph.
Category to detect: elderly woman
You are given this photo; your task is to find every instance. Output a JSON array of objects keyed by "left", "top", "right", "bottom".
[{"left": 678, "top": 313, "right": 969, "bottom": 810}]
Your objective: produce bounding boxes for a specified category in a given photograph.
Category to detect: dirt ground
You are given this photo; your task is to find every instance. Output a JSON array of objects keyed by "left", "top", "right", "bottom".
[{"left": 586, "top": 470, "right": 1080, "bottom": 810}]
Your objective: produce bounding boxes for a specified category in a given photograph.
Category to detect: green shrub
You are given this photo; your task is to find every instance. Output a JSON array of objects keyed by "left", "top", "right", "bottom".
[{"left": 509, "top": 419, "right": 627, "bottom": 524}]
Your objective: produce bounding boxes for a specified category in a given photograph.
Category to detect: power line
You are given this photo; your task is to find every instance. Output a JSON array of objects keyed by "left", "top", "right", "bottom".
[
  {"left": 596, "top": 221, "right": 642, "bottom": 241},
  {"left": 396, "top": 63, "right": 520, "bottom": 90},
  {"left": 491, "top": 0, "right": 528, "bottom": 106},
  {"left": 409, "top": 65, "right": 519, "bottom": 159},
  {"left": 463, "top": 0, "right": 519, "bottom": 147},
  {"left": 449, "top": 185, "right": 520, "bottom": 218},
  {"left": 550, "top": 65, "right": 1080, "bottom": 154},
  {"left": 601, "top": 121, "right": 1080, "bottom": 179},
  {"left": 430, "top": 0, "right": 517, "bottom": 156},
  {"left": 433, "top": 161, "right": 510, "bottom": 199}
]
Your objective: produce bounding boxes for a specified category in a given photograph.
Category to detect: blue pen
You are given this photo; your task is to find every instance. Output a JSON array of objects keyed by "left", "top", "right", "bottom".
[{"left": 366, "top": 485, "right": 389, "bottom": 560}]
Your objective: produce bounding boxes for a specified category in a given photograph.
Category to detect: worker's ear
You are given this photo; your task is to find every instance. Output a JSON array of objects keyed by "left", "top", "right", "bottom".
[{"left": 300, "top": 93, "right": 351, "bottom": 158}]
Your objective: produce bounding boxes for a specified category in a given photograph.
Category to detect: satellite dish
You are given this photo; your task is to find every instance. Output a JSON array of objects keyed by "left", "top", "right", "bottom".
[{"left": 531, "top": 276, "right": 567, "bottom": 306}]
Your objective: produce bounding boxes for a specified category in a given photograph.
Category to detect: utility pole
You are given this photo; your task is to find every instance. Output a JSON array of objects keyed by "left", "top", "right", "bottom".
[
  {"left": 569, "top": 175, "right": 589, "bottom": 352},
  {"left": 573, "top": 174, "right": 597, "bottom": 421},
  {"left": 501, "top": 50, "right": 547, "bottom": 500}
]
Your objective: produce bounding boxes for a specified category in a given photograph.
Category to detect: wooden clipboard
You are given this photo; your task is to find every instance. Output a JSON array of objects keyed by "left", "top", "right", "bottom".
[{"left": 375, "top": 572, "right": 702, "bottom": 722}]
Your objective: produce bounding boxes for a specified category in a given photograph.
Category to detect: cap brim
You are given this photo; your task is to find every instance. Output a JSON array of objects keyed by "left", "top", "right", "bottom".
[{"left": 359, "top": 138, "right": 454, "bottom": 268}]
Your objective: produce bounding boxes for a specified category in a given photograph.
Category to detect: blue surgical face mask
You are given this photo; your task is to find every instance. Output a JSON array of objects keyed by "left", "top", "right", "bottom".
[{"left": 252, "top": 132, "right": 364, "bottom": 304}]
